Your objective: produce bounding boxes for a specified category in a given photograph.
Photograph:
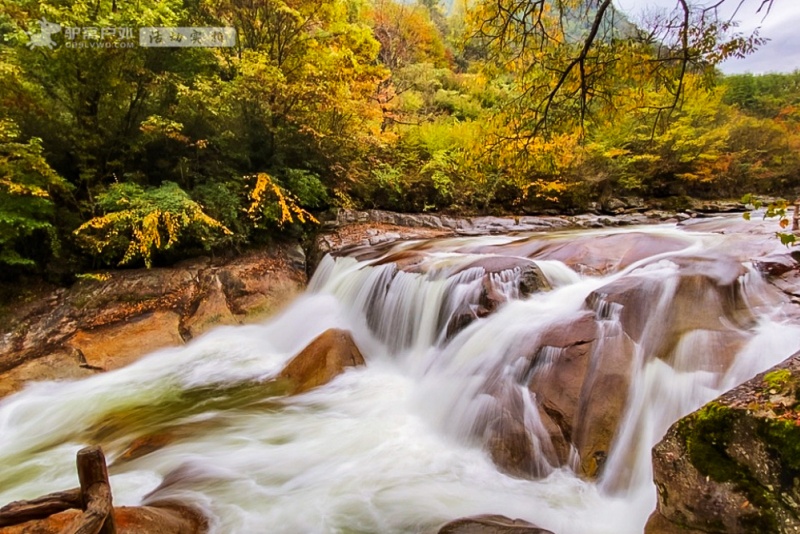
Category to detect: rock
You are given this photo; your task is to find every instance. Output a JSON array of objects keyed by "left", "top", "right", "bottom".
[
  {"left": 0, "top": 350, "right": 95, "bottom": 398},
  {"left": 67, "top": 310, "right": 184, "bottom": 371},
  {"left": 753, "top": 252, "right": 800, "bottom": 277},
  {"left": 602, "top": 197, "right": 627, "bottom": 214},
  {"left": 182, "top": 274, "right": 238, "bottom": 339},
  {"left": 585, "top": 254, "right": 755, "bottom": 368},
  {"left": 444, "top": 259, "right": 551, "bottom": 339},
  {"left": 0, "top": 503, "right": 207, "bottom": 534},
  {"left": 525, "top": 313, "right": 635, "bottom": 478},
  {"left": 488, "top": 231, "right": 692, "bottom": 276},
  {"left": 438, "top": 514, "right": 554, "bottom": 533},
  {"left": 0, "top": 246, "right": 306, "bottom": 399},
  {"left": 649, "top": 351, "right": 800, "bottom": 533},
  {"left": 278, "top": 329, "right": 365, "bottom": 394}
]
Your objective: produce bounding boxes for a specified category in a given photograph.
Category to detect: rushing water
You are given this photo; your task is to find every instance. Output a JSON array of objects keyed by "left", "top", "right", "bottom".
[{"left": 1, "top": 221, "right": 800, "bottom": 533}]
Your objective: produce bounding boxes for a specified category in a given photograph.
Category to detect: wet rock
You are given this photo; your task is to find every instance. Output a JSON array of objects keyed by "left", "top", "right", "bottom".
[
  {"left": 0, "top": 503, "right": 207, "bottom": 534},
  {"left": 444, "top": 260, "right": 551, "bottom": 339},
  {"left": 67, "top": 310, "right": 184, "bottom": 371},
  {"left": 585, "top": 254, "right": 756, "bottom": 368},
  {"left": 278, "top": 329, "right": 365, "bottom": 394},
  {"left": 505, "top": 232, "right": 691, "bottom": 276},
  {"left": 0, "top": 350, "right": 95, "bottom": 399},
  {"left": 484, "top": 385, "right": 540, "bottom": 479},
  {"left": 0, "top": 246, "right": 306, "bottom": 399},
  {"left": 649, "top": 352, "right": 800, "bottom": 533},
  {"left": 754, "top": 252, "right": 800, "bottom": 277},
  {"left": 438, "top": 514, "right": 554, "bottom": 533},
  {"left": 525, "top": 313, "right": 635, "bottom": 478},
  {"left": 118, "top": 433, "right": 177, "bottom": 463}
]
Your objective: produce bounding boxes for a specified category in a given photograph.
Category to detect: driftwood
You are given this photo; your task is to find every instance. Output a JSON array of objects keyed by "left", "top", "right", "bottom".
[
  {"left": 0, "top": 488, "right": 82, "bottom": 526},
  {"left": 0, "top": 446, "right": 116, "bottom": 534},
  {"left": 61, "top": 446, "right": 116, "bottom": 534}
]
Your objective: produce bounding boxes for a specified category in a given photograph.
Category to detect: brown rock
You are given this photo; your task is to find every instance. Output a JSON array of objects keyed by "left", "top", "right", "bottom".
[
  {"left": 483, "top": 383, "right": 541, "bottom": 478},
  {"left": 0, "top": 245, "right": 307, "bottom": 399},
  {"left": 66, "top": 311, "right": 184, "bottom": 371},
  {"left": 586, "top": 254, "right": 756, "bottom": 366},
  {"left": 182, "top": 274, "right": 237, "bottom": 339},
  {"left": 526, "top": 314, "right": 635, "bottom": 478},
  {"left": 278, "top": 329, "right": 365, "bottom": 394},
  {"left": 0, "top": 503, "right": 206, "bottom": 534},
  {"left": 0, "top": 350, "right": 96, "bottom": 398},
  {"left": 438, "top": 514, "right": 554, "bottom": 533}
]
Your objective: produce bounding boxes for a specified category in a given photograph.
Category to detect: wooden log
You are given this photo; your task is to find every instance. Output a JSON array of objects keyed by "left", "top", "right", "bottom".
[
  {"left": 60, "top": 484, "right": 113, "bottom": 534},
  {"left": 59, "top": 446, "right": 117, "bottom": 534},
  {"left": 0, "top": 488, "right": 82, "bottom": 526}
]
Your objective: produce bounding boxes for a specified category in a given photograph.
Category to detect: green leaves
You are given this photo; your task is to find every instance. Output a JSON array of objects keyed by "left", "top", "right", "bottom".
[
  {"left": 0, "top": 119, "right": 70, "bottom": 271},
  {"left": 742, "top": 194, "right": 798, "bottom": 247}
]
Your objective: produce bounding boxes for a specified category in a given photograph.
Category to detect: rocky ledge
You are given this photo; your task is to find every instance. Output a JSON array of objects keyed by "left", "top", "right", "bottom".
[
  {"left": 647, "top": 351, "right": 800, "bottom": 533},
  {"left": 0, "top": 245, "right": 306, "bottom": 399}
]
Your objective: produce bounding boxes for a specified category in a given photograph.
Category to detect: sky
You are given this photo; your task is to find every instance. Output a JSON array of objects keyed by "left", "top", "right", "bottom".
[{"left": 613, "top": 0, "right": 800, "bottom": 74}]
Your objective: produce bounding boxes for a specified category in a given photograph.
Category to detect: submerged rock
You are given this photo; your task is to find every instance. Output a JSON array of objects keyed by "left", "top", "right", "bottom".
[
  {"left": 648, "top": 351, "right": 800, "bottom": 533},
  {"left": 438, "top": 514, "right": 554, "bottom": 533}
]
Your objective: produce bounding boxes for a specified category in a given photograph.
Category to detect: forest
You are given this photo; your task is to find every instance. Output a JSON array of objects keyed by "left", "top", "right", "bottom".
[{"left": 1, "top": 0, "right": 798, "bottom": 278}]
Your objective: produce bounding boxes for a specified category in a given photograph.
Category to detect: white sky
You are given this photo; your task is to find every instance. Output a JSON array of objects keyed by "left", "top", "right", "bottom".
[{"left": 613, "top": 0, "right": 800, "bottom": 74}]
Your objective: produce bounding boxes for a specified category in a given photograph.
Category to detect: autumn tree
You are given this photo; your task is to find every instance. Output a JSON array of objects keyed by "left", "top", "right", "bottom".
[{"left": 467, "top": 0, "right": 769, "bottom": 138}]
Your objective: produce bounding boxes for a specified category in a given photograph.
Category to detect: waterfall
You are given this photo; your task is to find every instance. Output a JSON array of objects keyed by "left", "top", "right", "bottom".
[{"left": 1, "top": 223, "right": 799, "bottom": 534}]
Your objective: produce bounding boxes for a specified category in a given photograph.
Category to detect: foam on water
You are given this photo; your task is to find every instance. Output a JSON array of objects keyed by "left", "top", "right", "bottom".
[{"left": 1, "top": 223, "right": 799, "bottom": 534}]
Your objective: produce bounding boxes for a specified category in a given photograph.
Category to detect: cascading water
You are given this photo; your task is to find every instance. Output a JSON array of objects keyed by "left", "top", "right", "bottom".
[{"left": 1, "top": 220, "right": 799, "bottom": 534}]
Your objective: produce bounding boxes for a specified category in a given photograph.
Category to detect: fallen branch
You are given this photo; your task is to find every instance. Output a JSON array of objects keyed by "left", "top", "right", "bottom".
[{"left": 0, "top": 488, "right": 82, "bottom": 527}]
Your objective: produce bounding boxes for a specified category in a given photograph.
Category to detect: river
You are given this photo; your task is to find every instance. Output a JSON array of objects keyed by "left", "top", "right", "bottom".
[{"left": 1, "top": 218, "right": 799, "bottom": 533}]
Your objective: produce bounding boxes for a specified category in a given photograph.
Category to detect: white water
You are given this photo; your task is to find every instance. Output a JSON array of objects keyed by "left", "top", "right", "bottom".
[{"left": 1, "top": 223, "right": 799, "bottom": 533}]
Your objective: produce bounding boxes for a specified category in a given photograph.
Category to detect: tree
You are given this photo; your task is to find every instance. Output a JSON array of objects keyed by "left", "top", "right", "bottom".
[
  {"left": 0, "top": 119, "right": 69, "bottom": 271},
  {"left": 467, "top": 0, "right": 769, "bottom": 138}
]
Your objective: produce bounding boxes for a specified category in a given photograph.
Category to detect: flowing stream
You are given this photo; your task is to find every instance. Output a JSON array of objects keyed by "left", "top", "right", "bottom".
[{"left": 2, "top": 220, "right": 800, "bottom": 533}]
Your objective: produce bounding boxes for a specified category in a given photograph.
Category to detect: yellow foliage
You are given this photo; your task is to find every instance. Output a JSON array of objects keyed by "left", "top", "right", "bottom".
[
  {"left": 74, "top": 182, "right": 232, "bottom": 268},
  {"left": 246, "top": 172, "right": 319, "bottom": 227}
]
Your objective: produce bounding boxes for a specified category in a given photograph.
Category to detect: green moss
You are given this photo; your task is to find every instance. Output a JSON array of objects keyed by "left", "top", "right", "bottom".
[
  {"left": 760, "top": 418, "right": 800, "bottom": 472},
  {"left": 684, "top": 402, "right": 739, "bottom": 483},
  {"left": 764, "top": 369, "right": 794, "bottom": 393},
  {"left": 682, "top": 402, "right": 780, "bottom": 531}
]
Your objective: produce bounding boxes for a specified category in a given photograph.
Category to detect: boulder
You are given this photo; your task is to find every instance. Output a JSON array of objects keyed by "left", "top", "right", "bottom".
[
  {"left": 483, "top": 382, "right": 543, "bottom": 479},
  {"left": 648, "top": 351, "right": 800, "bottom": 533},
  {"left": 467, "top": 232, "right": 691, "bottom": 276},
  {"left": 278, "top": 329, "right": 365, "bottom": 394},
  {"left": 526, "top": 314, "right": 635, "bottom": 478},
  {"left": 585, "top": 254, "right": 755, "bottom": 368},
  {"left": 438, "top": 514, "right": 554, "bottom": 533},
  {"left": 478, "top": 311, "right": 635, "bottom": 480}
]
